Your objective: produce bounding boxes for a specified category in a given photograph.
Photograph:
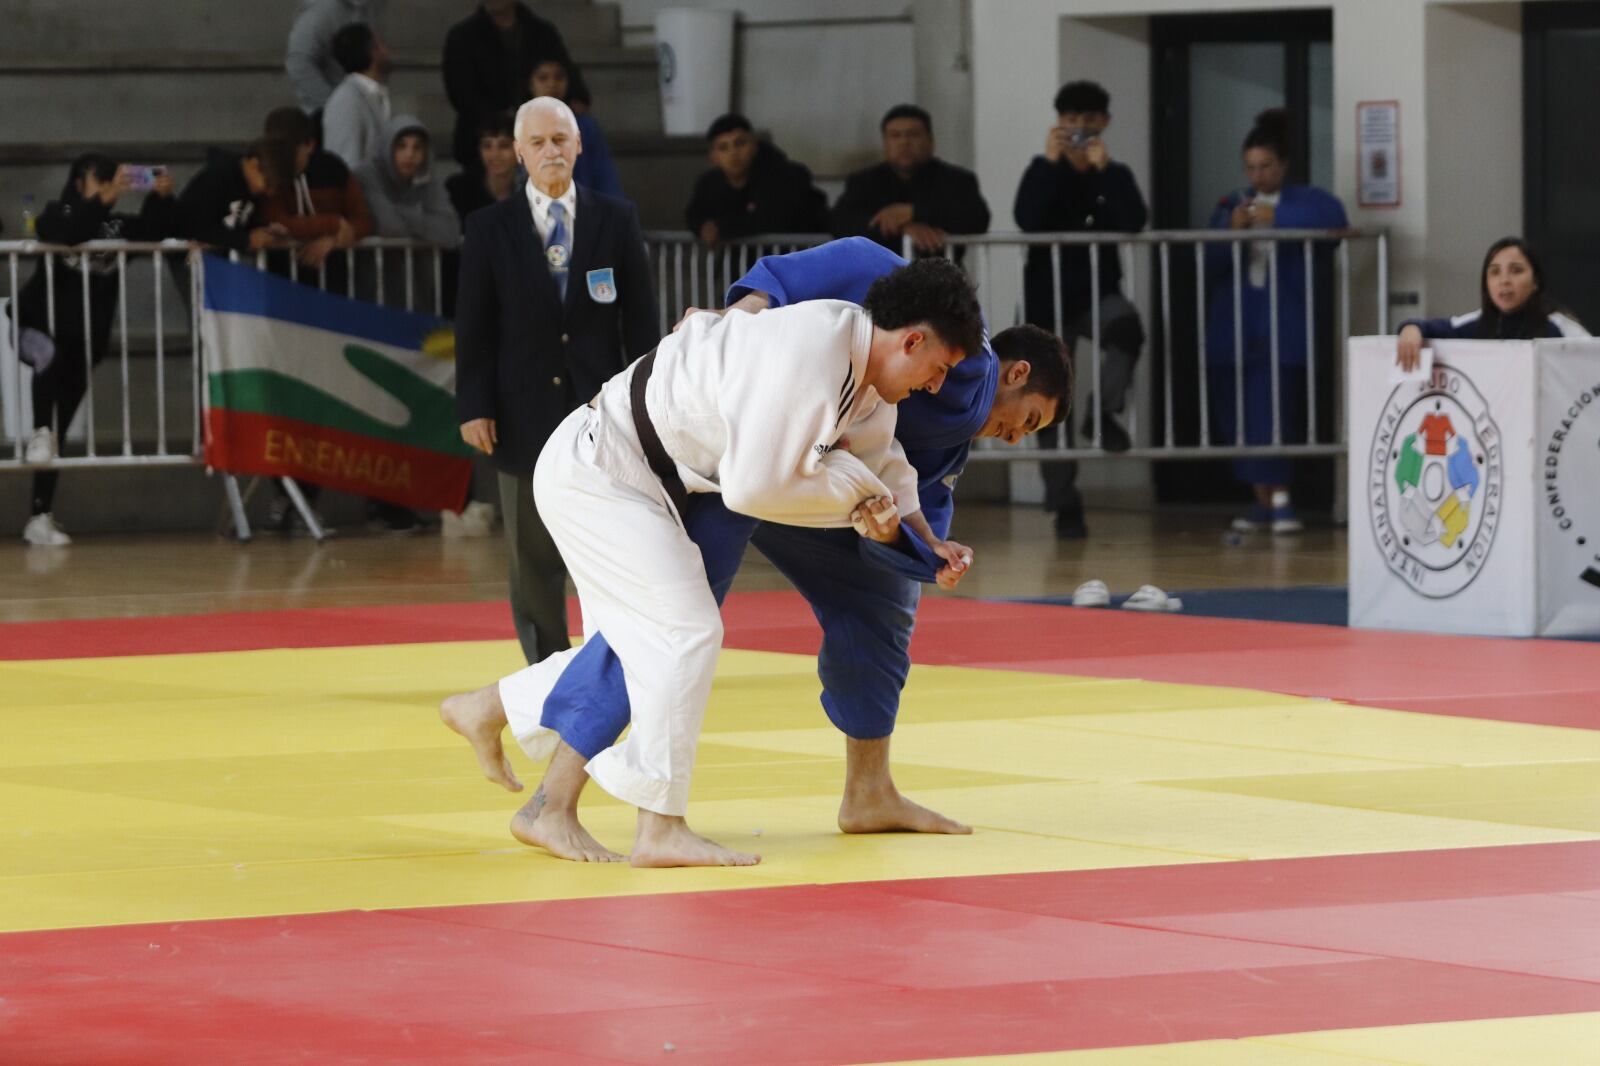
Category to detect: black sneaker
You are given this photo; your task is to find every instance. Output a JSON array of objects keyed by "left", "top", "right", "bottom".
[
  {"left": 367, "top": 502, "right": 420, "bottom": 535},
  {"left": 1083, "top": 411, "right": 1131, "bottom": 453}
]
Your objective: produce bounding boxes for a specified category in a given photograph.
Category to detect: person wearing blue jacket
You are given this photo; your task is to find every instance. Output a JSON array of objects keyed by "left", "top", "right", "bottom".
[
  {"left": 530, "top": 57, "right": 623, "bottom": 199},
  {"left": 441, "top": 237, "right": 1072, "bottom": 862},
  {"left": 1394, "top": 236, "right": 1589, "bottom": 371},
  {"left": 1205, "top": 109, "right": 1347, "bottom": 535}
]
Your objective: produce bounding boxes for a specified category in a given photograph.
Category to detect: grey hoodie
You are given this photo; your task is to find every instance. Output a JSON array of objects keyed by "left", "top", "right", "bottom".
[{"left": 353, "top": 114, "right": 461, "bottom": 247}]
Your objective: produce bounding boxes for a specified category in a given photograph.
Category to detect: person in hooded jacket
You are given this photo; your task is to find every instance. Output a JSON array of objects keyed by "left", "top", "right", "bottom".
[
  {"left": 355, "top": 114, "right": 461, "bottom": 248},
  {"left": 13, "top": 153, "right": 182, "bottom": 546},
  {"left": 527, "top": 56, "right": 621, "bottom": 199},
  {"left": 684, "top": 113, "right": 826, "bottom": 247}
]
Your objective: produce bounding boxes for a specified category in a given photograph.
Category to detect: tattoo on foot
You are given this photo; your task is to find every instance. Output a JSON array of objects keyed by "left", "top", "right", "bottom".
[{"left": 527, "top": 786, "right": 547, "bottom": 820}]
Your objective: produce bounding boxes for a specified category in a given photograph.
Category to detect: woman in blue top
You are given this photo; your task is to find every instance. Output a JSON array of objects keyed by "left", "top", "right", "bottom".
[
  {"left": 1206, "top": 109, "right": 1347, "bottom": 534},
  {"left": 1395, "top": 236, "right": 1588, "bottom": 371}
]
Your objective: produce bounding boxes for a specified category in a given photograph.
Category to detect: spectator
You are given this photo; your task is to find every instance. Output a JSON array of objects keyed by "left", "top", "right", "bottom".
[
  {"left": 322, "top": 22, "right": 392, "bottom": 170},
  {"left": 261, "top": 106, "right": 374, "bottom": 279},
  {"left": 528, "top": 56, "right": 622, "bottom": 198},
  {"left": 443, "top": 0, "right": 575, "bottom": 168},
  {"left": 285, "top": 0, "right": 387, "bottom": 115},
  {"left": 1014, "top": 80, "right": 1148, "bottom": 538},
  {"left": 685, "top": 113, "right": 826, "bottom": 246},
  {"left": 455, "top": 97, "right": 657, "bottom": 664},
  {"left": 830, "top": 104, "right": 989, "bottom": 255},
  {"left": 447, "top": 110, "right": 519, "bottom": 229},
  {"left": 354, "top": 115, "right": 461, "bottom": 247},
  {"left": 13, "top": 155, "right": 182, "bottom": 546},
  {"left": 178, "top": 138, "right": 295, "bottom": 253},
  {"left": 1206, "top": 109, "right": 1348, "bottom": 535},
  {"left": 1395, "top": 237, "right": 1588, "bottom": 372}
]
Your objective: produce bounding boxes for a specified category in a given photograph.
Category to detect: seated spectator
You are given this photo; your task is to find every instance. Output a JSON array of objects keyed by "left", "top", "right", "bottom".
[
  {"left": 262, "top": 106, "right": 374, "bottom": 280},
  {"left": 286, "top": 0, "right": 387, "bottom": 115},
  {"left": 13, "top": 154, "right": 182, "bottom": 546},
  {"left": 447, "top": 110, "right": 519, "bottom": 229},
  {"left": 529, "top": 57, "right": 622, "bottom": 197},
  {"left": 354, "top": 116, "right": 461, "bottom": 246},
  {"left": 685, "top": 113, "right": 826, "bottom": 246},
  {"left": 322, "top": 22, "right": 392, "bottom": 170},
  {"left": 830, "top": 104, "right": 989, "bottom": 255},
  {"left": 1014, "top": 79, "right": 1148, "bottom": 538},
  {"left": 178, "top": 138, "right": 295, "bottom": 252},
  {"left": 1395, "top": 237, "right": 1588, "bottom": 372},
  {"left": 1206, "top": 108, "right": 1348, "bottom": 535},
  {"left": 444, "top": 0, "right": 575, "bottom": 168}
]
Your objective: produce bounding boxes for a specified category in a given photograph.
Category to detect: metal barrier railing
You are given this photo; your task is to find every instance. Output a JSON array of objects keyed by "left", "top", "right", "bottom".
[
  {"left": 643, "top": 233, "right": 831, "bottom": 337},
  {"left": 1, "top": 237, "right": 458, "bottom": 472}
]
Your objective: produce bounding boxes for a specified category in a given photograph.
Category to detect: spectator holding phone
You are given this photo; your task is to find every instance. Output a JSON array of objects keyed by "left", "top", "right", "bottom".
[
  {"left": 1205, "top": 109, "right": 1348, "bottom": 535},
  {"left": 177, "top": 138, "right": 296, "bottom": 253},
  {"left": 1015, "top": 80, "right": 1148, "bottom": 538},
  {"left": 13, "top": 154, "right": 181, "bottom": 545}
]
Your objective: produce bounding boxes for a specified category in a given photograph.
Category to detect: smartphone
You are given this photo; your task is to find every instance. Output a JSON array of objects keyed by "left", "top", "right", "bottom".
[{"left": 121, "top": 164, "right": 168, "bottom": 192}]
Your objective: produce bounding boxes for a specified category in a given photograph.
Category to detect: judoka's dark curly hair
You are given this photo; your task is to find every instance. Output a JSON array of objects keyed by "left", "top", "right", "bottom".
[
  {"left": 862, "top": 257, "right": 985, "bottom": 361},
  {"left": 992, "top": 325, "right": 1073, "bottom": 427}
]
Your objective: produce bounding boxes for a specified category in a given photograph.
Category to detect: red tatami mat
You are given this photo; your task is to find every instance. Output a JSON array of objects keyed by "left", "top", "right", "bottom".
[
  {"left": 5, "top": 593, "right": 1597, "bottom": 730},
  {"left": 4, "top": 842, "right": 1599, "bottom": 1065}
]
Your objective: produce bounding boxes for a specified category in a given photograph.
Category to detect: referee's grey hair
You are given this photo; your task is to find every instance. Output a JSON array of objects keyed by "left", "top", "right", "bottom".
[{"left": 515, "top": 96, "right": 579, "bottom": 140}]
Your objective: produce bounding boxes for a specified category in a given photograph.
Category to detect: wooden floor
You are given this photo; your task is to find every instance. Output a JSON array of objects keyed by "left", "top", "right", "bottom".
[{"left": 1, "top": 503, "right": 1347, "bottom": 623}]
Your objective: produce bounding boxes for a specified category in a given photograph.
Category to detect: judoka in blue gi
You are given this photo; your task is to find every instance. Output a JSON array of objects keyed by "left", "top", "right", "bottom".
[{"left": 445, "top": 238, "right": 1072, "bottom": 862}]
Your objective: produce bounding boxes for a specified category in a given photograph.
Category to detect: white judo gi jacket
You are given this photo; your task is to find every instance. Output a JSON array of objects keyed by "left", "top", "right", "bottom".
[{"left": 522, "top": 300, "right": 919, "bottom": 815}]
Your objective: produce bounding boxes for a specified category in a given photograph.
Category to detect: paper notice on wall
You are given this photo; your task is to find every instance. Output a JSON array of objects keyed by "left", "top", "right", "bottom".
[
  {"left": 1358, "top": 101, "right": 1401, "bottom": 208},
  {"left": 1535, "top": 341, "right": 1600, "bottom": 637}
]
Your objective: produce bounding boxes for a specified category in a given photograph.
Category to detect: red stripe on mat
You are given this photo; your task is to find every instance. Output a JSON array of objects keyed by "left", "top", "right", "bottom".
[
  {"left": 4, "top": 841, "right": 1599, "bottom": 1065},
  {"left": 5, "top": 593, "right": 1597, "bottom": 730}
]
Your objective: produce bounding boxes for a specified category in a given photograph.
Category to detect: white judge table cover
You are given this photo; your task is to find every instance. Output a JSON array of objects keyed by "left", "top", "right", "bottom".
[{"left": 1348, "top": 336, "right": 1600, "bottom": 637}]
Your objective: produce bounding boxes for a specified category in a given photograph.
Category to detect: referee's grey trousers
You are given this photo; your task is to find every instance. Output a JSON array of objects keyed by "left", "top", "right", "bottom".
[{"left": 496, "top": 470, "right": 572, "bottom": 665}]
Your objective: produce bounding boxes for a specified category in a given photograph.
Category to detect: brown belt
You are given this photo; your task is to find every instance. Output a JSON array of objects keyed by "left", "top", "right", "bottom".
[{"left": 628, "top": 349, "right": 691, "bottom": 520}]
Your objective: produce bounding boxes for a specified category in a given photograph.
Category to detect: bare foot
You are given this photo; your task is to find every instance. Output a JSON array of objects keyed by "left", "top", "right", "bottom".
[
  {"left": 509, "top": 787, "right": 623, "bottom": 862},
  {"left": 439, "top": 685, "right": 523, "bottom": 792},
  {"left": 630, "top": 812, "right": 761, "bottom": 868},
  {"left": 838, "top": 788, "right": 972, "bottom": 835}
]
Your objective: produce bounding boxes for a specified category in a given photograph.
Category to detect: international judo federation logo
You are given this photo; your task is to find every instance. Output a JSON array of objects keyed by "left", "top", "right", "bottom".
[{"left": 1369, "top": 365, "right": 1503, "bottom": 598}]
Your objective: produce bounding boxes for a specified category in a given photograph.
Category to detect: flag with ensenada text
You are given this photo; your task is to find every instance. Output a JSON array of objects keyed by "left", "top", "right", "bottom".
[{"left": 201, "top": 253, "right": 472, "bottom": 510}]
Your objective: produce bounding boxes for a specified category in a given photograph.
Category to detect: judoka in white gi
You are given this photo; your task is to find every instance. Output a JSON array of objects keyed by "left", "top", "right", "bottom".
[{"left": 442, "top": 257, "right": 987, "bottom": 867}]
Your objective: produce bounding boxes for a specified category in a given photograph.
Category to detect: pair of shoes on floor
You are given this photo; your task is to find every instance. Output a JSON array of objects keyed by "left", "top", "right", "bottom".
[
  {"left": 266, "top": 495, "right": 334, "bottom": 538},
  {"left": 441, "top": 500, "right": 495, "bottom": 538},
  {"left": 22, "top": 512, "right": 71, "bottom": 546},
  {"left": 1082, "top": 411, "right": 1131, "bottom": 453},
  {"left": 1071, "top": 580, "right": 1185, "bottom": 613},
  {"left": 24, "top": 427, "right": 55, "bottom": 465},
  {"left": 367, "top": 501, "right": 420, "bottom": 535},
  {"left": 1230, "top": 505, "right": 1304, "bottom": 535}
]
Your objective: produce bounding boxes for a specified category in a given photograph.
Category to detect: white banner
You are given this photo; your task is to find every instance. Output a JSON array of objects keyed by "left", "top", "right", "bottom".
[
  {"left": 1349, "top": 337, "right": 1537, "bottom": 635},
  {"left": 1535, "top": 341, "right": 1600, "bottom": 637}
]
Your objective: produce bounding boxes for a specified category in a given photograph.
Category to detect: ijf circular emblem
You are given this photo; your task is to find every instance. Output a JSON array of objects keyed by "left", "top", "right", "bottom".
[
  {"left": 545, "top": 244, "right": 568, "bottom": 269},
  {"left": 1368, "top": 364, "right": 1504, "bottom": 598}
]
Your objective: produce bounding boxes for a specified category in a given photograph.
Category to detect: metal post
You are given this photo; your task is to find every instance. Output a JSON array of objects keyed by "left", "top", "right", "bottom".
[
  {"left": 1159, "top": 241, "right": 1173, "bottom": 449},
  {"left": 345, "top": 248, "right": 355, "bottom": 298},
  {"left": 280, "top": 475, "right": 327, "bottom": 542},
  {"left": 153, "top": 249, "right": 168, "bottom": 455},
  {"left": 432, "top": 247, "right": 443, "bottom": 315},
  {"left": 375, "top": 246, "right": 385, "bottom": 306},
  {"left": 404, "top": 245, "right": 415, "bottom": 311},
  {"left": 81, "top": 253, "right": 96, "bottom": 456},
  {"left": 223, "top": 473, "right": 252, "bottom": 541},
  {"left": 8, "top": 253, "right": 20, "bottom": 461},
  {"left": 1195, "top": 242, "right": 1209, "bottom": 446},
  {"left": 191, "top": 249, "right": 203, "bottom": 456},
  {"left": 1376, "top": 230, "right": 1390, "bottom": 334},
  {"left": 1268, "top": 241, "right": 1281, "bottom": 446},
  {"left": 1231, "top": 240, "right": 1244, "bottom": 448},
  {"left": 1304, "top": 240, "right": 1316, "bottom": 443},
  {"left": 1090, "top": 241, "right": 1102, "bottom": 448},
  {"left": 117, "top": 250, "right": 132, "bottom": 455},
  {"left": 656, "top": 244, "right": 669, "bottom": 336}
]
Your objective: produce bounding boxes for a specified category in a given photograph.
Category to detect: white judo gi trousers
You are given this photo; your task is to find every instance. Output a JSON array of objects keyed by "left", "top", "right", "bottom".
[{"left": 514, "top": 392, "right": 721, "bottom": 817}]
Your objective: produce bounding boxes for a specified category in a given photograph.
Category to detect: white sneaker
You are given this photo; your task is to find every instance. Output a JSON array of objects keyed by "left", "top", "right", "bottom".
[
  {"left": 24, "top": 427, "right": 55, "bottom": 465},
  {"left": 23, "top": 512, "right": 71, "bottom": 546},
  {"left": 443, "top": 500, "right": 495, "bottom": 538}
]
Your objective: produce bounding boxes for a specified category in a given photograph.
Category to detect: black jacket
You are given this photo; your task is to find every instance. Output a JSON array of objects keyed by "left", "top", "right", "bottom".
[
  {"left": 177, "top": 150, "right": 263, "bottom": 253},
  {"left": 829, "top": 158, "right": 990, "bottom": 252},
  {"left": 443, "top": 3, "right": 573, "bottom": 167},
  {"left": 684, "top": 142, "right": 827, "bottom": 238},
  {"left": 455, "top": 186, "right": 660, "bottom": 475},
  {"left": 16, "top": 187, "right": 181, "bottom": 351},
  {"left": 1014, "top": 156, "right": 1147, "bottom": 324}
]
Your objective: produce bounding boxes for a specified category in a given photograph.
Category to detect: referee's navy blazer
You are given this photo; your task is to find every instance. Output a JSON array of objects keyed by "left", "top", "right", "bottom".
[{"left": 455, "top": 185, "right": 659, "bottom": 476}]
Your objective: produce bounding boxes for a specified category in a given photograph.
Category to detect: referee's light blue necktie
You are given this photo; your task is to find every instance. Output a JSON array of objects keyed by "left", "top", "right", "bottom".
[{"left": 546, "top": 200, "right": 571, "bottom": 301}]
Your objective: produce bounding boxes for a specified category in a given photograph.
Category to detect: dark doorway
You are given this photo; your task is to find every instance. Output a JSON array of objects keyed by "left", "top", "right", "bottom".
[
  {"left": 1525, "top": 1, "right": 1600, "bottom": 330},
  {"left": 1148, "top": 11, "right": 1338, "bottom": 509}
]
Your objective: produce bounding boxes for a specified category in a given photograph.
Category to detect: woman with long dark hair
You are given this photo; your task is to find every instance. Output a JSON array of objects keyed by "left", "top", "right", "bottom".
[
  {"left": 1395, "top": 237, "right": 1588, "bottom": 371},
  {"left": 14, "top": 153, "right": 180, "bottom": 545}
]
